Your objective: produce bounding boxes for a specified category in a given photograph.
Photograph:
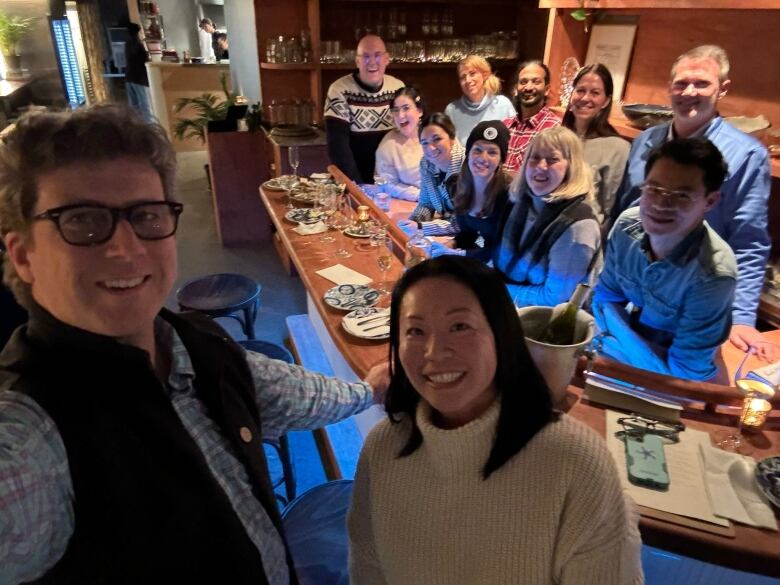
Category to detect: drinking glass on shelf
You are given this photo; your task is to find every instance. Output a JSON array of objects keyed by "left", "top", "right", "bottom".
[
  {"left": 288, "top": 146, "right": 300, "bottom": 178},
  {"left": 375, "top": 235, "right": 393, "bottom": 295}
]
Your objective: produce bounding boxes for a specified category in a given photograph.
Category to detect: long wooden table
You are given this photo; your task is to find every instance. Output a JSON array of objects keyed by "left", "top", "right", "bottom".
[{"left": 258, "top": 175, "right": 780, "bottom": 577}]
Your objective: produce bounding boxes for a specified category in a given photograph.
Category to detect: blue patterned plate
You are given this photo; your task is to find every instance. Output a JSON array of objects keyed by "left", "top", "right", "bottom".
[
  {"left": 755, "top": 455, "right": 780, "bottom": 509},
  {"left": 323, "top": 284, "right": 379, "bottom": 311}
]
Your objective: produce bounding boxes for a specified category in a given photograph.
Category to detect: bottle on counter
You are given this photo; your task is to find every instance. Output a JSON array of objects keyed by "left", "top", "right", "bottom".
[
  {"left": 538, "top": 283, "right": 591, "bottom": 345},
  {"left": 404, "top": 226, "right": 432, "bottom": 269}
]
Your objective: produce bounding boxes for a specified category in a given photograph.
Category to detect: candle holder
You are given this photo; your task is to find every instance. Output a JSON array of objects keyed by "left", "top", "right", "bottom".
[
  {"left": 740, "top": 396, "right": 772, "bottom": 431},
  {"left": 714, "top": 347, "right": 775, "bottom": 454}
]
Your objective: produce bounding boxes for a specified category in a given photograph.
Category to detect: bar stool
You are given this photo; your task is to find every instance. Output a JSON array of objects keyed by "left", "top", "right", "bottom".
[
  {"left": 239, "top": 339, "right": 297, "bottom": 505},
  {"left": 176, "top": 273, "right": 261, "bottom": 339},
  {"left": 282, "top": 480, "right": 353, "bottom": 585}
]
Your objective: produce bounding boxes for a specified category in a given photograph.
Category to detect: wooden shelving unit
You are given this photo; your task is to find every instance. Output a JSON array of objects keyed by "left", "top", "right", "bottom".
[{"left": 254, "top": 0, "right": 548, "bottom": 123}]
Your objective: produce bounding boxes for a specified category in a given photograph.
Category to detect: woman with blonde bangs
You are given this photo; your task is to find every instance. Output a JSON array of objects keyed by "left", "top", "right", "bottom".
[
  {"left": 493, "top": 126, "right": 602, "bottom": 307},
  {"left": 444, "top": 55, "right": 516, "bottom": 146}
]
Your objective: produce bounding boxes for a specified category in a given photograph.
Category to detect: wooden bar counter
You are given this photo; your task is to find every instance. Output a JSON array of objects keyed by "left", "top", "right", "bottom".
[{"left": 258, "top": 170, "right": 780, "bottom": 577}]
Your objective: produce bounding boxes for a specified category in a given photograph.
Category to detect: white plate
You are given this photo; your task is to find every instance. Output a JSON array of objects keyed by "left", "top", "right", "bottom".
[
  {"left": 285, "top": 208, "right": 324, "bottom": 224},
  {"left": 342, "top": 307, "right": 390, "bottom": 340},
  {"left": 324, "top": 284, "right": 379, "bottom": 311},
  {"left": 344, "top": 227, "right": 372, "bottom": 238},
  {"left": 262, "top": 175, "right": 296, "bottom": 191},
  {"left": 756, "top": 455, "right": 780, "bottom": 509}
]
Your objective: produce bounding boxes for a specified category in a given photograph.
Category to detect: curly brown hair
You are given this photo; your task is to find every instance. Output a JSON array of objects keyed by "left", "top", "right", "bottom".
[{"left": 0, "top": 104, "right": 177, "bottom": 307}]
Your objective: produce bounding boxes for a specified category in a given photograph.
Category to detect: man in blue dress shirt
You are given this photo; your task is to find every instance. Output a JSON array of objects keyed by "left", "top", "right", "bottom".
[
  {"left": 614, "top": 45, "right": 775, "bottom": 361},
  {"left": 594, "top": 138, "right": 736, "bottom": 381}
]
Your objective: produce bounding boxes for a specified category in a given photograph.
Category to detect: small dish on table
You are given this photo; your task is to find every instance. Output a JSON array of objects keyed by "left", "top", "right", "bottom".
[{"left": 324, "top": 284, "right": 379, "bottom": 311}]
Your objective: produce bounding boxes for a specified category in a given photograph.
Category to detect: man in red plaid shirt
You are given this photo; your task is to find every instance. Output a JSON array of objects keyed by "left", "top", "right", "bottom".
[{"left": 502, "top": 60, "right": 561, "bottom": 174}]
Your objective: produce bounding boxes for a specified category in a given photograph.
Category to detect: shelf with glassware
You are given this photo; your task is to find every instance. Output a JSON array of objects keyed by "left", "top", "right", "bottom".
[{"left": 260, "top": 59, "right": 520, "bottom": 71}]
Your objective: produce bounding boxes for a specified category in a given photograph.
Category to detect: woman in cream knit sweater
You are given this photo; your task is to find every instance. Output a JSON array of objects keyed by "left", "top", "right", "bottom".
[{"left": 348, "top": 256, "right": 643, "bottom": 585}]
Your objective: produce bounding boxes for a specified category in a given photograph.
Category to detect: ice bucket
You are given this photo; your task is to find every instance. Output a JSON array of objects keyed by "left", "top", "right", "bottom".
[{"left": 516, "top": 306, "right": 595, "bottom": 407}]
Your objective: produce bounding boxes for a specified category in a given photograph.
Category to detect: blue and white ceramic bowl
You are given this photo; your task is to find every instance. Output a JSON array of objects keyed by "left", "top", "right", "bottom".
[{"left": 755, "top": 455, "right": 780, "bottom": 509}]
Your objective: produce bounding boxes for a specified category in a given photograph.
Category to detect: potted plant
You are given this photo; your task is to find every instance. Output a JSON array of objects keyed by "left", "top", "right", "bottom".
[
  {"left": 0, "top": 10, "right": 35, "bottom": 77},
  {"left": 172, "top": 72, "right": 236, "bottom": 143}
]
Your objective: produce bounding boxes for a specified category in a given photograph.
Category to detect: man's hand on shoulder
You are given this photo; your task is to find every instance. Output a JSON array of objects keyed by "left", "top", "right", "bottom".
[
  {"left": 729, "top": 324, "right": 780, "bottom": 363},
  {"left": 364, "top": 361, "right": 390, "bottom": 405}
]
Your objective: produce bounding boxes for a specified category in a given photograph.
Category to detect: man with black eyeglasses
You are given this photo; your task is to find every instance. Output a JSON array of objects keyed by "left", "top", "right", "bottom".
[
  {"left": 0, "top": 105, "right": 387, "bottom": 584},
  {"left": 613, "top": 45, "right": 774, "bottom": 361},
  {"left": 593, "top": 138, "right": 737, "bottom": 382},
  {"left": 324, "top": 34, "right": 404, "bottom": 184}
]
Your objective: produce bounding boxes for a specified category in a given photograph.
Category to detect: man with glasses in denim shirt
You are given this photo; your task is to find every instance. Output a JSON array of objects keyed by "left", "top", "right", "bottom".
[
  {"left": 593, "top": 138, "right": 736, "bottom": 381},
  {"left": 0, "top": 105, "right": 388, "bottom": 584},
  {"left": 324, "top": 34, "right": 404, "bottom": 184},
  {"left": 613, "top": 45, "right": 774, "bottom": 362}
]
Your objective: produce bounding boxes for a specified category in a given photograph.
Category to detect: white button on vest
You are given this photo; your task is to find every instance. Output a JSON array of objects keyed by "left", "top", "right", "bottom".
[{"left": 239, "top": 427, "right": 253, "bottom": 443}]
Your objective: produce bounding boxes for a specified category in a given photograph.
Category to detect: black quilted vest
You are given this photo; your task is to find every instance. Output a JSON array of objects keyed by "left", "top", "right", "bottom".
[{"left": 0, "top": 305, "right": 297, "bottom": 584}]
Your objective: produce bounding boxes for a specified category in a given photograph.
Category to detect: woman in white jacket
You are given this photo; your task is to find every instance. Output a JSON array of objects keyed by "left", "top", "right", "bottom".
[{"left": 374, "top": 87, "right": 426, "bottom": 201}]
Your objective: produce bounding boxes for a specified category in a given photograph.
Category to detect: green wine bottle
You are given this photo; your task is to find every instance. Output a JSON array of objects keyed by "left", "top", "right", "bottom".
[{"left": 539, "top": 284, "right": 591, "bottom": 345}]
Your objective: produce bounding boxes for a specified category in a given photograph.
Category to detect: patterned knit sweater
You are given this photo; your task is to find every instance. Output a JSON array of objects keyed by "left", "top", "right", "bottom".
[
  {"left": 348, "top": 400, "right": 644, "bottom": 585},
  {"left": 324, "top": 72, "right": 405, "bottom": 183}
]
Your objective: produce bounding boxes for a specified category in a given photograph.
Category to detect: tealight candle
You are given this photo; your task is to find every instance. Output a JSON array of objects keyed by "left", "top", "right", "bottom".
[{"left": 740, "top": 397, "right": 772, "bottom": 430}]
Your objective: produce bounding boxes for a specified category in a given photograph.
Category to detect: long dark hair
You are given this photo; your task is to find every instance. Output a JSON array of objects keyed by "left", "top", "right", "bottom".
[
  {"left": 385, "top": 256, "right": 555, "bottom": 479},
  {"left": 452, "top": 164, "right": 511, "bottom": 216},
  {"left": 562, "top": 63, "right": 619, "bottom": 139}
]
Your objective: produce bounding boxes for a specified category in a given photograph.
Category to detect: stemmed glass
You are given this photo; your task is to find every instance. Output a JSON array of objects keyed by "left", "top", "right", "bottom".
[
  {"left": 375, "top": 235, "right": 393, "bottom": 295},
  {"left": 318, "top": 189, "right": 337, "bottom": 243},
  {"left": 288, "top": 146, "right": 300, "bottom": 178},
  {"left": 714, "top": 347, "right": 771, "bottom": 454},
  {"left": 286, "top": 146, "right": 301, "bottom": 210},
  {"left": 329, "top": 196, "right": 353, "bottom": 258}
]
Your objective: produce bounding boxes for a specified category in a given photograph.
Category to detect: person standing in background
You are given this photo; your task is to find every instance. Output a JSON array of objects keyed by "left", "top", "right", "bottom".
[
  {"left": 561, "top": 63, "right": 630, "bottom": 226},
  {"left": 444, "top": 55, "right": 516, "bottom": 146},
  {"left": 502, "top": 60, "right": 561, "bottom": 174},
  {"left": 124, "top": 23, "right": 155, "bottom": 125},
  {"left": 324, "top": 34, "right": 404, "bottom": 184},
  {"left": 198, "top": 18, "right": 217, "bottom": 62},
  {"left": 612, "top": 45, "right": 775, "bottom": 361},
  {"left": 214, "top": 33, "right": 229, "bottom": 61}
]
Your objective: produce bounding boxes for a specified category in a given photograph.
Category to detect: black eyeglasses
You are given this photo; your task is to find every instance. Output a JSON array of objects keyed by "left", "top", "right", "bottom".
[{"left": 33, "top": 201, "right": 184, "bottom": 246}]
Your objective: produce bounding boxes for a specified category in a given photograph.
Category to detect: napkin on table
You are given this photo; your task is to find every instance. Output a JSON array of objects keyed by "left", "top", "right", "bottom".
[
  {"left": 293, "top": 221, "right": 328, "bottom": 236},
  {"left": 700, "top": 443, "right": 778, "bottom": 530},
  {"left": 315, "top": 264, "right": 372, "bottom": 286}
]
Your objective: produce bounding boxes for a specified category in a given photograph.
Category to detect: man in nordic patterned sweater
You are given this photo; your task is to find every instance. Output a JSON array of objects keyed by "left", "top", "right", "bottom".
[{"left": 324, "top": 34, "right": 404, "bottom": 184}]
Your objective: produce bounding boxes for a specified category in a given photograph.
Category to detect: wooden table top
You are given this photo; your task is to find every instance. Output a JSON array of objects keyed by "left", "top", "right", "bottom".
[{"left": 258, "top": 178, "right": 780, "bottom": 577}]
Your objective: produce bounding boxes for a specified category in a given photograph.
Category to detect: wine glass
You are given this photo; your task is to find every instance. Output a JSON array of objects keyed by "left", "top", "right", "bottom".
[
  {"left": 330, "top": 196, "right": 352, "bottom": 258},
  {"left": 375, "top": 235, "right": 393, "bottom": 295},
  {"left": 714, "top": 346, "right": 768, "bottom": 454},
  {"left": 288, "top": 146, "right": 300, "bottom": 178},
  {"left": 318, "top": 189, "right": 337, "bottom": 243}
]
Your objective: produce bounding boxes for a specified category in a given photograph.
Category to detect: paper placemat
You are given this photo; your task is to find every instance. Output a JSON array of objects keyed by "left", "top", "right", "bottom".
[
  {"left": 606, "top": 410, "right": 729, "bottom": 527},
  {"left": 316, "top": 264, "right": 372, "bottom": 286}
]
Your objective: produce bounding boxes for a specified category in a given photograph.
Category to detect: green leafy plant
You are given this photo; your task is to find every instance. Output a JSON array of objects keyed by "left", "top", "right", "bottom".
[
  {"left": 0, "top": 10, "right": 35, "bottom": 57},
  {"left": 173, "top": 73, "right": 236, "bottom": 143}
]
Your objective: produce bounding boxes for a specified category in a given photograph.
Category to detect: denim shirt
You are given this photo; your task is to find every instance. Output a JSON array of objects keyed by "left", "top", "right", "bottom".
[
  {"left": 593, "top": 208, "right": 737, "bottom": 381},
  {"left": 615, "top": 116, "right": 771, "bottom": 327}
]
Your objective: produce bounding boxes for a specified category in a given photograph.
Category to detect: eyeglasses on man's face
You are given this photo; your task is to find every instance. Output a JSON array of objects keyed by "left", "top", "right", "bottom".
[
  {"left": 33, "top": 201, "right": 184, "bottom": 246},
  {"left": 639, "top": 183, "right": 703, "bottom": 208},
  {"left": 357, "top": 51, "right": 387, "bottom": 64}
]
